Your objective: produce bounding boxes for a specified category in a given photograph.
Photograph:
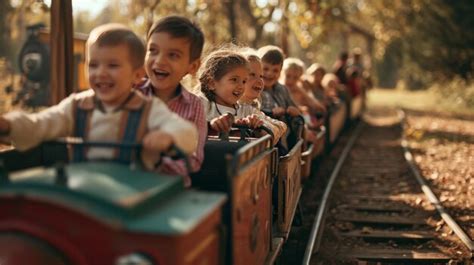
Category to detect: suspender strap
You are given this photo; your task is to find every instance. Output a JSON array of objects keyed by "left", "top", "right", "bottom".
[
  {"left": 73, "top": 106, "right": 89, "bottom": 162},
  {"left": 117, "top": 107, "right": 144, "bottom": 163},
  {"left": 72, "top": 91, "right": 151, "bottom": 164}
]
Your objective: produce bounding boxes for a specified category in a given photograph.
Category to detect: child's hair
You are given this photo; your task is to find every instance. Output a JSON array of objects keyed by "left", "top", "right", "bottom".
[
  {"left": 240, "top": 47, "right": 261, "bottom": 64},
  {"left": 283, "top": 57, "right": 306, "bottom": 73},
  {"left": 306, "top": 63, "right": 326, "bottom": 76},
  {"left": 86, "top": 23, "right": 145, "bottom": 69},
  {"left": 321, "top": 73, "right": 339, "bottom": 89},
  {"left": 352, "top": 47, "right": 362, "bottom": 56},
  {"left": 198, "top": 49, "right": 249, "bottom": 101},
  {"left": 257, "top": 45, "right": 285, "bottom": 65},
  {"left": 147, "top": 15, "right": 204, "bottom": 62}
]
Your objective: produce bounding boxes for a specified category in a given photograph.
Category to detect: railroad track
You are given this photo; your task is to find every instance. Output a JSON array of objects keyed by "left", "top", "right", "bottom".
[{"left": 281, "top": 109, "right": 473, "bottom": 264}]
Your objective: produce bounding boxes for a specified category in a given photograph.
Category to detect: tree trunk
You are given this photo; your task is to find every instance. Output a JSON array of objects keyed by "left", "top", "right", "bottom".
[{"left": 226, "top": 0, "right": 237, "bottom": 43}]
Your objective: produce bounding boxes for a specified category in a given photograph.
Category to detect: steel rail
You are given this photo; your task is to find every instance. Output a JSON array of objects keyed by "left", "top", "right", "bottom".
[
  {"left": 399, "top": 111, "right": 474, "bottom": 254},
  {"left": 301, "top": 122, "right": 364, "bottom": 265}
]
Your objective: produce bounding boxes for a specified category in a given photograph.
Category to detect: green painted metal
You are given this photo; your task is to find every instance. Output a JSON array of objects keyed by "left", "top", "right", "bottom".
[{"left": 0, "top": 162, "right": 226, "bottom": 235}]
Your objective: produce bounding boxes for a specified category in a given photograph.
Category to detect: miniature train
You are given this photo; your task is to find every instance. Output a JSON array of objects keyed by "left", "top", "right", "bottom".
[{"left": 0, "top": 94, "right": 363, "bottom": 265}]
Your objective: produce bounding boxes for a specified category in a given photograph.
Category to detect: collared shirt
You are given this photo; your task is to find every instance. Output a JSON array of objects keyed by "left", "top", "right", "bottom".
[
  {"left": 260, "top": 82, "right": 297, "bottom": 113},
  {"left": 140, "top": 82, "right": 207, "bottom": 186}
]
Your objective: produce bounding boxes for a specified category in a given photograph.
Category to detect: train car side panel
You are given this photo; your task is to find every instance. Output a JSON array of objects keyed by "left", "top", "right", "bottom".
[
  {"left": 231, "top": 144, "right": 274, "bottom": 265},
  {"left": 277, "top": 139, "right": 303, "bottom": 238}
]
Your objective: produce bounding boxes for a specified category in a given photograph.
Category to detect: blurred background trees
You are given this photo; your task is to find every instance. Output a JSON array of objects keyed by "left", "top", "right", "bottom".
[{"left": 1, "top": 0, "right": 473, "bottom": 91}]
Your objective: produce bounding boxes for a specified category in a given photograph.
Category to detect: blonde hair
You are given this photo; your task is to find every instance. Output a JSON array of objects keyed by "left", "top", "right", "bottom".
[
  {"left": 240, "top": 47, "right": 261, "bottom": 63},
  {"left": 283, "top": 57, "right": 305, "bottom": 73},
  {"left": 306, "top": 63, "right": 326, "bottom": 76},
  {"left": 321, "top": 73, "right": 339, "bottom": 89}
]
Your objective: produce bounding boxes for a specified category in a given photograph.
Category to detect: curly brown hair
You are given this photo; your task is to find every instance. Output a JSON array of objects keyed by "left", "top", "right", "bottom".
[{"left": 198, "top": 49, "right": 249, "bottom": 102}]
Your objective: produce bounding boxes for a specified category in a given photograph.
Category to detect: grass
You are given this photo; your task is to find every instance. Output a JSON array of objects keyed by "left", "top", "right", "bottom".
[{"left": 367, "top": 87, "right": 474, "bottom": 116}]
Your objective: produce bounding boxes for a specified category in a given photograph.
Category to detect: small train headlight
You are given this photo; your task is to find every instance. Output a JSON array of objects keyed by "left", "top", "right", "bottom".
[{"left": 115, "top": 253, "right": 154, "bottom": 265}]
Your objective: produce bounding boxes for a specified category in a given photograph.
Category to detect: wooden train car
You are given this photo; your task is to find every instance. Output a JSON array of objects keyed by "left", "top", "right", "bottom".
[
  {"left": 348, "top": 93, "right": 364, "bottom": 121},
  {"left": 276, "top": 138, "right": 303, "bottom": 238},
  {"left": 0, "top": 144, "right": 226, "bottom": 265},
  {"left": 326, "top": 102, "right": 347, "bottom": 145},
  {"left": 192, "top": 134, "right": 277, "bottom": 265}
]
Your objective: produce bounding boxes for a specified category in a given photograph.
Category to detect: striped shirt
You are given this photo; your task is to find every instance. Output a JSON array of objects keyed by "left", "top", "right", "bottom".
[
  {"left": 140, "top": 82, "right": 207, "bottom": 187},
  {"left": 260, "top": 82, "right": 297, "bottom": 113}
]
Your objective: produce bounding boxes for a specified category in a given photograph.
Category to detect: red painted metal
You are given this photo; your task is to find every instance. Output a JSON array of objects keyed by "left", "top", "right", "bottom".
[{"left": 0, "top": 233, "right": 67, "bottom": 265}]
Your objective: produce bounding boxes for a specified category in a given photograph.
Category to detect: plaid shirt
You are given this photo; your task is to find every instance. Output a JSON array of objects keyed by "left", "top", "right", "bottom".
[
  {"left": 140, "top": 82, "right": 207, "bottom": 187},
  {"left": 260, "top": 82, "right": 297, "bottom": 113}
]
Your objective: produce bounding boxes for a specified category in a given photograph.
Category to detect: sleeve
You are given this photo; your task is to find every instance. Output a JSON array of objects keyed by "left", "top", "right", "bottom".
[
  {"left": 2, "top": 95, "right": 75, "bottom": 151},
  {"left": 300, "top": 86, "right": 326, "bottom": 114},
  {"left": 283, "top": 86, "right": 298, "bottom": 108},
  {"left": 258, "top": 109, "right": 287, "bottom": 146},
  {"left": 260, "top": 91, "right": 274, "bottom": 114},
  {"left": 159, "top": 98, "right": 207, "bottom": 174},
  {"left": 147, "top": 97, "right": 198, "bottom": 155}
]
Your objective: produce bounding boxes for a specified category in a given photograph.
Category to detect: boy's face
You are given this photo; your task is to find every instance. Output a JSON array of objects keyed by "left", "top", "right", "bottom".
[
  {"left": 87, "top": 43, "right": 143, "bottom": 107},
  {"left": 145, "top": 32, "right": 200, "bottom": 95},
  {"left": 282, "top": 68, "right": 302, "bottom": 89},
  {"left": 242, "top": 60, "right": 264, "bottom": 101},
  {"left": 313, "top": 69, "right": 324, "bottom": 83},
  {"left": 261, "top": 61, "right": 282, "bottom": 89}
]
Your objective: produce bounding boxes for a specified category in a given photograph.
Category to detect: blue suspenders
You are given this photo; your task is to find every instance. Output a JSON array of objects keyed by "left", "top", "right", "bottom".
[
  {"left": 73, "top": 106, "right": 88, "bottom": 162},
  {"left": 117, "top": 108, "right": 143, "bottom": 163},
  {"left": 73, "top": 105, "right": 145, "bottom": 163}
]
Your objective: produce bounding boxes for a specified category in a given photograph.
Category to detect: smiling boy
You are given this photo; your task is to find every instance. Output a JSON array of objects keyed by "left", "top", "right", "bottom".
[
  {"left": 257, "top": 45, "right": 301, "bottom": 118},
  {"left": 0, "top": 23, "right": 197, "bottom": 171},
  {"left": 138, "top": 16, "right": 207, "bottom": 185}
]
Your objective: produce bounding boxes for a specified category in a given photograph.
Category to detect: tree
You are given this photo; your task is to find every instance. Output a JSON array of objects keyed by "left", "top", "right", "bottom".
[{"left": 0, "top": 1, "right": 14, "bottom": 60}]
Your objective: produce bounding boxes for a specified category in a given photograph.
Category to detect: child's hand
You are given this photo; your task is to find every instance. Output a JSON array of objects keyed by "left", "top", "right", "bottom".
[
  {"left": 142, "top": 130, "right": 173, "bottom": 153},
  {"left": 141, "top": 130, "right": 174, "bottom": 170},
  {"left": 272, "top": 107, "right": 286, "bottom": 117},
  {"left": 247, "top": 114, "right": 264, "bottom": 128},
  {"left": 210, "top": 114, "right": 234, "bottom": 132},
  {"left": 287, "top": 106, "right": 302, "bottom": 117},
  {"left": 236, "top": 114, "right": 263, "bottom": 129},
  {"left": 0, "top": 117, "right": 11, "bottom": 136}
]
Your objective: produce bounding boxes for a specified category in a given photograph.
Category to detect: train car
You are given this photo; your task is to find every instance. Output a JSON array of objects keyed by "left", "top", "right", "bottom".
[
  {"left": 347, "top": 93, "right": 364, "bottom": 121},
  {"left": 301, "top": 125, "right": 326, "bottom": 180},
  {"left": 192, "top": 132, "right": 278, "bottom": 265},
  {"left": 275, "top": 116, "right": 304, "bottom": 239},
  {"left": 192, "top": 116, "right": 306, "bottom": 264},
  {"left": 326, "top": 102, "right": 347, "bottom": 145},
  {"left": 0, "top": 142, "right": 227, "bottom": 265},
  {"left": 310, "top": 126, "right": 326, "bottom": 159}
]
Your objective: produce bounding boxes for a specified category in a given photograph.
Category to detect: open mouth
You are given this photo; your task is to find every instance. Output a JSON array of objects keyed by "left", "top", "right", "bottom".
[
  {"left": 232, "top": 90, "right": 242, "bottom": 98},
  {"left": 252, "top": 85, "right": 263, "bottom": 93},
  {"left": 153, "top": 69, "right": 170, "bottom": 79},
  {"left": 95, "top": 82, "right": 113, "bottom": 90}
]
